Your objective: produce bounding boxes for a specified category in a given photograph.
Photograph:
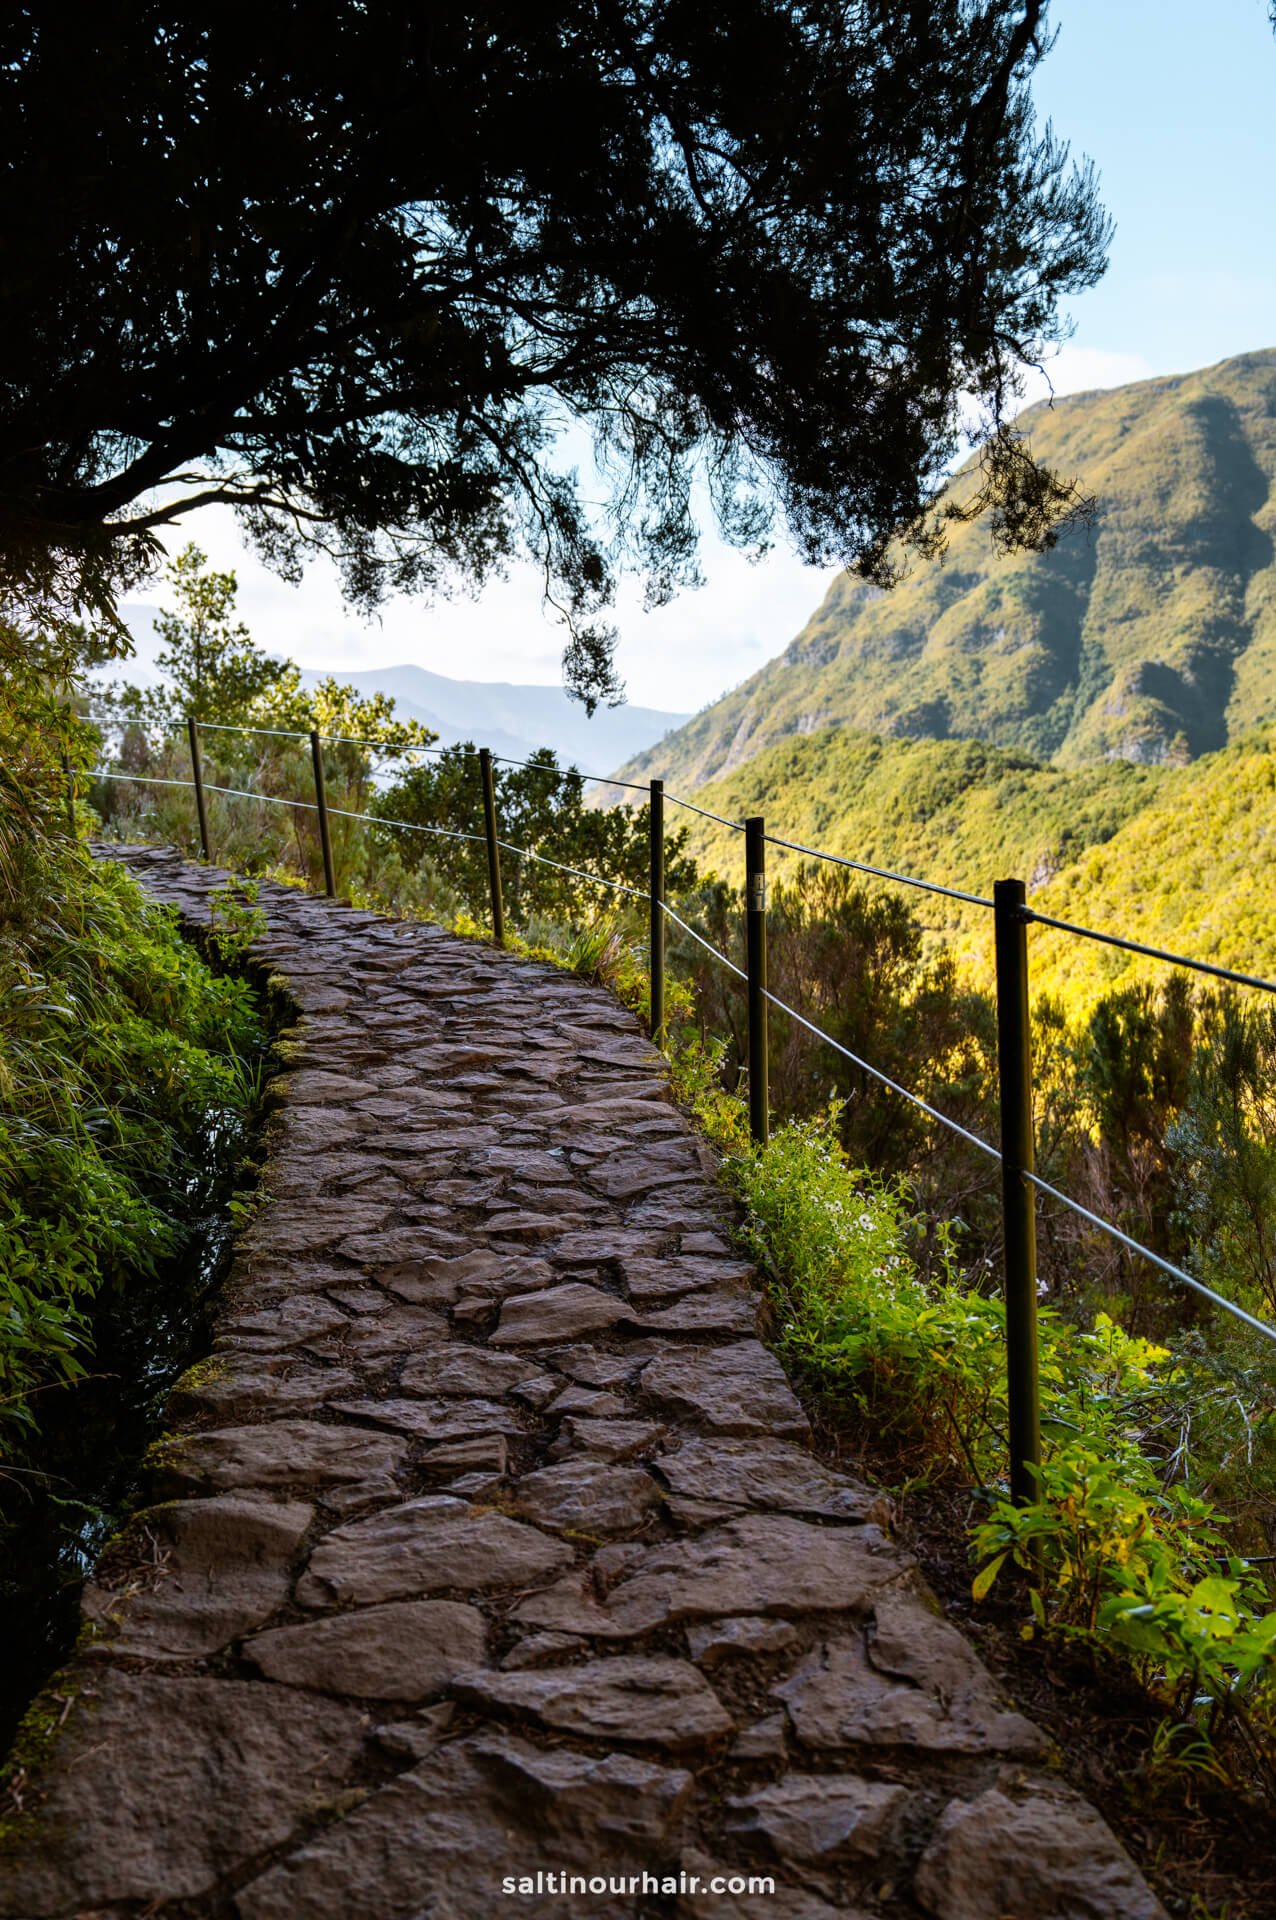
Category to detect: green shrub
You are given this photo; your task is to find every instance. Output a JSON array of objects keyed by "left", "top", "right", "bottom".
[
  {"left": 0, "top": 838, "right": 260, "bottom": 1449},
  {"left": 707, "top": 1099, "right": 1276, "bottom": 1785}
]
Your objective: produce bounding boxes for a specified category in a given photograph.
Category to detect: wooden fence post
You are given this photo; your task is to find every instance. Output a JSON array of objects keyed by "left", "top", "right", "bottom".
[
  {"left": 187, "top": 717, "right": 211, "bottom": 860},
  {"left": 649, "top": 778, "right": 665, "bottom": 1046},
  {"left": 994, "top": 877, "right": 1042, "bottom": 1506},
  {"left": 310, "top": 729, "right": 336, "bottom": 897},
  {"left": 478, "top": 747, "right": 505, "bottom": 947},
  {"left": 745, "top": 815, "right": 769, "bottom": 1144}
]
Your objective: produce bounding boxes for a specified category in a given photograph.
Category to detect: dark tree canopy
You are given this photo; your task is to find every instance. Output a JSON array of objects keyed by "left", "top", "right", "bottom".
[{"left": 0, "top": 1, "right": 1108, "bottom": 707}]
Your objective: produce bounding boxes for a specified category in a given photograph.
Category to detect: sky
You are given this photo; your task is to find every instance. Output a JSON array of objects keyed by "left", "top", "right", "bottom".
[{"left": 122, "top": 0, "right": 1276, "bottom": 714}]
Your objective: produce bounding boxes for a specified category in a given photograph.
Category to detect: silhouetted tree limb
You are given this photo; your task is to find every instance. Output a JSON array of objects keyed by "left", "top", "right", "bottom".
[{"left": 0, "top": 1, "right": 1109, "bottom": 708}]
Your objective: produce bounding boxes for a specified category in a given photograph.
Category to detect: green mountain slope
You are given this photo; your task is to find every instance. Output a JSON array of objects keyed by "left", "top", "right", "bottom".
[
  {"left": 672, "top": 725, "right": 1276, "bottom": 1007},
  {"left": 609, "top": 347, "right": 1276, "bottom": 794}
]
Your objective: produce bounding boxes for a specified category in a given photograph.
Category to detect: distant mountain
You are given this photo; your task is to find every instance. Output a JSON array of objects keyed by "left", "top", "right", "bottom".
[
  {"left": 605, "top": 348, "right": 1276, "bottom": 794},
  {"left": 293, "top": 664, "right": 688, "bottom": 772},
  {"left": 94, "top": 623, "right": 689, "bottom": 770}
]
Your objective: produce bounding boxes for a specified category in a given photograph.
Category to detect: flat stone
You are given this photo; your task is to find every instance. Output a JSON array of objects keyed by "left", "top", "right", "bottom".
[
  {"left": 218, "top": 1294, "right": 350, "bottom": 1351},
  {"left": 657, "top": 1435, "right": 886, "bottom": 1523},
  {"left": 547, "top": 1345, "right": 651, "bottom": 1388},
  {"left": 296, "top": 1495, "right": 573, "bottom": 1607},
  {"left": 512, "top": 1459, "right": 662, "bottom": 1537},
  {"left": 449, "top": 1264, "right": 559, "bottom": 1306},
  {"left": 686, "top": 1616, "right": 799, "bottom": 1667},
  {"left": 483, "top": 1147, "right": 575, "bottom": 1181},
  {"left": 400, "top": 1347, "right": 551, "bottom": 1399},
  {"left": 82, "top": 1494, "right": 312, "bottom": 1657},
  {"left": 424, "top": 1434, "right": 509, "bottom": 1473},
  {"left": 157, "top": 1418, "right": 407, "bottom": 1493},
  {"left": 325, "top": 1283, "right": 392, "bottom": 1313},
  {"left": 510, "top": 1370, "right": 560, "bottom": 1408},
  {"left": 588, "top": 1153, "right": 702, "bottom": 1200},
  {"left": 329, "top": 1396, "right": 521, "bottom": 1439},
  {"left": 626, "top": 1186, "right": 720, "bottom": 1231},
  {"left": 491, "top": 1282, "right": 629, "bottom": 1345},
  {"left": 774, "top": 1601, "right": 1044, "bottom": 1756},
  {"left": 387, "top": 1250, "right": 554, "bottom": 1306},
  {"left": 341, "top": 1226, "right": 469, "bottom": 1265},
  {"left": 553, "top": 1417, "right": 666, "bottom": 1462},
  {"left": 235, "top": 1733, "right": 692, "bottom": 1920},
  {"left": 677, "top": 1848, "right": 861, "bottom": 1920},
  {"left": 615, "top": 1258, "right": 725, "bottom": 1302},
  {"left": 244, "top": 1599, "right": 487, "bottom": 1700},
  {"left": 371, "top": 1701, "right": 457, "bottom": 1761},
  {"left": 320, "top": 1298, "right": 448, "bottom": 1350},
  {"left": 913, "top": 1785, "right": 1169, "bottom": 1920},
  {"left": 481, "top": 1212, "right": 581, "bottom": 1243},
  {"left": 0, "top": 1674, "right": 365, "bottom": 1914},
  {"left": 453, "top": 1656, "right": 733, "bottom": 1748},
  {"left": 724, "top": 1774, "right": 911, "bottom": 1865},
  {"left": 640, "top": 1343, "right": 809, "bottom": 1437},
  {"left": 280, "top": 1106, "right": 379, "bottom": 1151},
  {"left": 549, "top": 1383, "right": 629, "bottom": 1417},
  {"left": 515, "top": 1514, "right": 909, "bottom": 1639},
  {"left": 500, "top": 1632, "right": 588, "bottom": 1670},
  {"left": 542, "top": 1093, "right": 672, "bottom": 1127},
  {"left": 243, "top": 1197, "right": 392, "bottom": 1253},
  {"left": 624, "top": 1292, "right": 758, "bottom": 1334},
  {"left": 731, "top": 1712, "right": 789, "bottom": 1762},
  {"left": 319, "top": 1474, "right": 405, "bottom": 1518},
  {"left": 550, "top": 1229, "right": 665, "bottom": 1265},
  {"left": 166, "top": 1357, "right": 359, "bottom": 1423},
  {"left": 272, "top": 1068, "right": 378, "bottom": 1102}
]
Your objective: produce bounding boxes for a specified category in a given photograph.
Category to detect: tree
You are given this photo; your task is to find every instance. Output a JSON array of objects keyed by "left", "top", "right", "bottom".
[
  {"left": 148, "top": 544, "right": 294, "bottom": 725},
  {"left": 1, "top": 2, "right": 1109, "bottom": 708},
  {"left": 373, "top": 745, "right": 698, "bottom": 921}
]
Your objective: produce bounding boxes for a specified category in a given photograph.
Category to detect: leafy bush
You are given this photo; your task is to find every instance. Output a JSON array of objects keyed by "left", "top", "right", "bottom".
[
  {"left": 708, "top": 1100, "right": 1276, "bottom": 1786},
  {"left": 0, "top": 837, "right": 260, "bottom": 1448}
]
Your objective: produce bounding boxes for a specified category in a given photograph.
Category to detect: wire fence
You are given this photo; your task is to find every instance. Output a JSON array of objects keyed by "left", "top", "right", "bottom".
[{"left": 79, "top": 712, "right": 1276, "bottom": 1496}]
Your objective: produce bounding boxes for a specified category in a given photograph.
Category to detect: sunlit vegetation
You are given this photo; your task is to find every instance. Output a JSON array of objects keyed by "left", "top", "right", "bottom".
[
  {"left": 607, "top": 346, "right": 1276, "bottom": 792},
  {"left": 660, "top": 720, "right": 1276, "bottom": 1009}
]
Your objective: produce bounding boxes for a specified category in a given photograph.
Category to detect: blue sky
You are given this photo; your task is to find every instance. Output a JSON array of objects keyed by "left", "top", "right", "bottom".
[
  {"left": 125, "top": 2, "right": 1276, "bottom": 713},
  {"left": 1029, "top": 0, "right": 1276, "bottom": 381}
]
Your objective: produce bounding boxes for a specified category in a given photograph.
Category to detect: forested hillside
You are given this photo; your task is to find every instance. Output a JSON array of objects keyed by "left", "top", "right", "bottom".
[
  {"left": 668, "top": 722, "right": 1276, "bottom": 1005},
  {"left": 607, "top": 347, "right": 1276, "bottom": 792}
]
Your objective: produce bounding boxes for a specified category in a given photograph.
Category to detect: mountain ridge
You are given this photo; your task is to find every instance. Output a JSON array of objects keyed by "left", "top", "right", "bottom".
[{"left": 603, "top": 347, "right": 1276, "bottom": 796}]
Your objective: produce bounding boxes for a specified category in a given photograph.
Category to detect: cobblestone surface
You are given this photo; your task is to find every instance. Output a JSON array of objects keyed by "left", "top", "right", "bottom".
[{"left": 0, "top": 848, "right": 1167, "bottom": 1919}]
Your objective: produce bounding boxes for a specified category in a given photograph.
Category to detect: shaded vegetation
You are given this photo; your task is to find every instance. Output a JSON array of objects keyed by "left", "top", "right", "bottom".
[{"left": 1, "top": 0, "right": 1109, "bottom": 712}]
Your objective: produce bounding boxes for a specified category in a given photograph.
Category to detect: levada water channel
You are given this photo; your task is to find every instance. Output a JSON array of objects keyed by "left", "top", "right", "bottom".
[{"left": 0, "top": 958, "right": 275, "bottom": 1759}]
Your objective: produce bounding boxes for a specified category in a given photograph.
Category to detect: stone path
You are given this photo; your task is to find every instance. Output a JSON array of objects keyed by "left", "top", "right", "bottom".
[{"left": 0, "top": 848, "right": 1167, "bottom": 1920}]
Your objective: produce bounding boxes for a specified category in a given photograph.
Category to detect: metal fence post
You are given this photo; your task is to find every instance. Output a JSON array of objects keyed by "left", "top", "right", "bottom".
[
  {"left": 478, "top": 747, "right": 505, "bottom": 947},
  {"left": 310, "top": 728, "right": 336, "bottom": 897},
  {"left": 187, "top": 716, "right": 211, "bottom": 860},
  {"left": 745, "top": 815, "right": 769, "bottom": 1144},
  {"left": 649, "top": 778, "right": 665, "bottom": 1046},
  {"left": 994, "top": 877, "right": 1042, "bottom": 1506},
  {"left": 62, "top": 752, "right": 77, "bottom": 836}
]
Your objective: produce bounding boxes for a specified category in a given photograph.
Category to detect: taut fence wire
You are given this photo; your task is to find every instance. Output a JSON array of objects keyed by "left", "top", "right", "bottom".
[{"left": 80, "top": 712, "right": 1276, "bottom": 1503}]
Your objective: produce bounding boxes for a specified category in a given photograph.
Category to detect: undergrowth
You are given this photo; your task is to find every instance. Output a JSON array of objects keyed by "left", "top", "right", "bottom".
[
  {"left": 692, "top": 1095, "right": 1276, "bottom": 1798},
  {"left": 0, "top": 836, "right": 261, "bottom": 1456}
]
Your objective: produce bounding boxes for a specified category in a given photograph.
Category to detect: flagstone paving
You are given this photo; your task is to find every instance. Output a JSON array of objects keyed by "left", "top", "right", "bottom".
[{"left": 0, "top": 847, "right": 1167, "bottom": 1919}]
